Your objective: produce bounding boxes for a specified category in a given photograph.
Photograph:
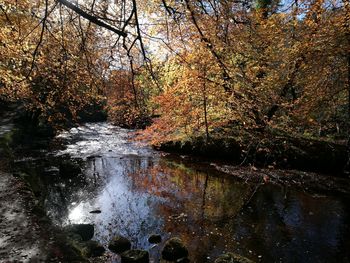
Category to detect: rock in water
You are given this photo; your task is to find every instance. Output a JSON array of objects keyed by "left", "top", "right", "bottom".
[
  {"left": 148, "top": 234, "right": 162, "bottom": 244},
  {"left": 162, "top": 237, "right": 188, "bottom": 261},
  {"left": 214, "top": 253, "right": 255, "bottom": 263},
  {"left": 121, "top": 249, "right": 149, "bottom": 263},
  {"left": 82, "top": 240, "right": 105, "bottom": 257},
  {"left": 89, "top": 209, "right": 102, "bottom": 214},
  {"left": 67, "top": 224, "right": 94, "bottom": 241},
  {"left": 108, "top": 235, "right": 132, "bottom": 254}
]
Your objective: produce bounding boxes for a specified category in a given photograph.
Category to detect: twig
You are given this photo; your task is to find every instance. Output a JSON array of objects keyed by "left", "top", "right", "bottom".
[{"left": 25, "top": 0, "right": 49, "bottom": 79}]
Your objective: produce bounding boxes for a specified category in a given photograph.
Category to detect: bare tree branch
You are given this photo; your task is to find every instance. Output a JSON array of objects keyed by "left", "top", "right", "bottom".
[
  {"left": 25, "top": 0, "right": 49, "bottom": 79},
  {"left": 57, "top": 0, "right": 127, "bottom": 37},
  {"left": 0, "top": 4, "right": 12, "bottom": 24}
]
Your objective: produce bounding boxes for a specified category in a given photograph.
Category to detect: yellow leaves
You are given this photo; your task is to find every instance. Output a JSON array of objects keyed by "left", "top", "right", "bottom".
[{"left": 0, "top": 1, "right": 109, "bottom": 126}]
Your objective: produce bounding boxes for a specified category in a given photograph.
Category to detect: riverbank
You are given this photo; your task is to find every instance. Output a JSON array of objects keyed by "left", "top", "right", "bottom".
[
  {"left": 0, "top": 161, "right": 89, "bottom": 262},
  {"left": 0, "top": 108, "right": 88, "bottom": 262},
  {"left": 0, "top": 167, "right": 47, "bottom": 262},
  {"left": 155, "top": 129, "right": 349, "bottom": 176}
]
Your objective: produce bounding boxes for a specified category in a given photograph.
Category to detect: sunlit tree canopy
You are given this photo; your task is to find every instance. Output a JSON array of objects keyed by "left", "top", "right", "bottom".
[{"left": 0, "top": 0, "right": 349, "bottom": 139}]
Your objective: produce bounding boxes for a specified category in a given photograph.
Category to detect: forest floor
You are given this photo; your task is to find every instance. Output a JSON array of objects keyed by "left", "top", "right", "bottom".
[
  {"left": 0, "top": 108, "right": 51, "bottom": 262},
  {"left": 0, "top": 168, "right": 51, "bottom": 262}
]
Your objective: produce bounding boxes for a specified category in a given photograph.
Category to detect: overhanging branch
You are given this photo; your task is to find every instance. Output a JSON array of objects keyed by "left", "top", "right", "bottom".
[{"left": 57, "top": 0, "right": 127, "bottom": 37}]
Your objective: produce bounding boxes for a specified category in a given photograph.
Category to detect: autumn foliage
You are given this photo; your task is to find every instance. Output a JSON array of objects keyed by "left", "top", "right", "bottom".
[
  {"left": 139, "top": 0, "right": 350, "bottom": 144},
  {"left": 0, "top": 0, "right": 349, "bottom": 142},
  {"left": 1, "top": 0, "right": 107, "bottom": 127}
]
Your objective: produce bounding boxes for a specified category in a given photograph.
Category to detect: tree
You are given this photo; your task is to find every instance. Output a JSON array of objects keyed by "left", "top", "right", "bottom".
[{"left": 1, "top": 0, "right": 349, "bottom": 141}]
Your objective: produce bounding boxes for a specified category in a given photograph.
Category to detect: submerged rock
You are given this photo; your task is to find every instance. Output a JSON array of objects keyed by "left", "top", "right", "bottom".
[
  {"left": 162, "top": 237, "right": 188, "bottom": 261},
  {"left": 148, "top": 234, "right": 162, "bottom": 244},
  {"left": 108, "top": 235, "right": 131, "bottom": 254},
  {"left": 82, "top": 240, "right": 105, "bottom": 257},
  {"left": 214, "top": 253, "right": 255, "bottom": 263},
  {"left": 121, "top": 249, "right": 149, "bottom": 263},
  {"left": 66, "top": 224, "right": 94, "bottom": 241},
  {"left": 89, "top": 209, "right": 102, "bottom": 214}
]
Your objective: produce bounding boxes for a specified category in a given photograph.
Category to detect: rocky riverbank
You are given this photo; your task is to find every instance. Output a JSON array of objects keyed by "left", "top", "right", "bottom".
[
  {"left": 0, "top": 165, "right": 87, "bottom": 262},
  {"left": 0, "top": 107, "right": 87, "bottom": 262}
]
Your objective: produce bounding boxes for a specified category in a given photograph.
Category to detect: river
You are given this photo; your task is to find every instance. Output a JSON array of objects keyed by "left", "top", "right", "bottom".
[{"left": 10, "top": 122, "right": 350, "bottom": 262}]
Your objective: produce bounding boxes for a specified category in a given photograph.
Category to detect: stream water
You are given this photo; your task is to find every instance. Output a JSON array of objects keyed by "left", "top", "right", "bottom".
[{"left": 10, "top": 122, "right": 350, "bottom": 262}]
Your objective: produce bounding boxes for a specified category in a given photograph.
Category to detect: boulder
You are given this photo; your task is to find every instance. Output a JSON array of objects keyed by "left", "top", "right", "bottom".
[
  {"left": 66, "top": 224, "right": 94, "bottom": 241},
  {"left": 214, "top": 253, "right": 255, "bottom": 263},
  {"left": 148, "top": 234, "right": 162, "bottom": 244},
  {"left": 82, "top": 240, "right": 105, "bottom": 257},
  {"left": 162, "top": 237, "right": 188, "bottom": 261},
  {"left": 121, "top": 249, "right": 149, "bottom": 263},
  {"left": 108, "top": 235, "right": 132, "bottom": 254}
]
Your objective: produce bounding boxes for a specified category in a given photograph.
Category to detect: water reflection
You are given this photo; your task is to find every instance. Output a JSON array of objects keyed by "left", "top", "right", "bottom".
[
  {"left": 13, "top": 123, "right": 350, "bottom": 262},
  {"left": 62, "top": 154, "right": 350, "bottom": 263}
]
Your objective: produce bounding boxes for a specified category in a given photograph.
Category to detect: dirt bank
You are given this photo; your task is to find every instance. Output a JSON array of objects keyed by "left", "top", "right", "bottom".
[
  {"left": 0, "top": 169, "right": 50, "bottom": 262},
  {"left": 156, "top": 131, "right": 348, "bottom": 176}
]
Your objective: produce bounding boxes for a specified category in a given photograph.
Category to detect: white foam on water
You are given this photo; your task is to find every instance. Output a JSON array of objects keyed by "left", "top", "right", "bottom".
[{"left": 54, "top": 122, "right": 152, "bottom": 159}]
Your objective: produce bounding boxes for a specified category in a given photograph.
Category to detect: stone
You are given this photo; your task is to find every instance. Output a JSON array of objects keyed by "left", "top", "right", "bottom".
[
  {"left": 82, "top": 240, "right": 105, "bottom": 257},
  {"left": 89, "top": 209, "right": 102, "bottom": 214},
  {"left": 161, "top": 237, "right": 188, "bottom": 261},
  {"left": 214, "top": 253, "right": 255, "bottom": 263},
  {"left": 66, "top": 224, "right": 94, "bottom": 241},
  {"left": 108, "top": 235, "right": 132, "bottom": 254},
  {"left": 148, "top": 234, "right": 162, "bottom": 244},
  {"left": 121, "top": 249, "right": 149, "bottom": 263}
]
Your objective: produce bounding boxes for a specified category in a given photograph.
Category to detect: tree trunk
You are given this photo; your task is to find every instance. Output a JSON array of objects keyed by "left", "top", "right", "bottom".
[
  {"left": 202, "top": 76, "right": 210, "bottom": 142},
  {"left": 343, "top": 0, "right": 350, "bottom": 174}
]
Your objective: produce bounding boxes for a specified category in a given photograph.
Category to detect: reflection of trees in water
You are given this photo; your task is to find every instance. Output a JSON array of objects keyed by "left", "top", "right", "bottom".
[
  {"left": 201, "top": 172, "right": 209, "bottom": 235},
  {"left": 13, "top": 156, "right": 93, "bottom": 224},
  {"left": 121, "top": 157, "right": 254, "bottom": 261},
  {"left": 90, "top": 157, "right": 164, "bottom": 249},
  {"left": 228, "top": 186, "right": 350, "bottom": 263},
  {"left": 14, "top": 148, "right": 350, "bottom": 263},
  {"left": 117, "top": 157, "right": 350, "bottom": 262}
]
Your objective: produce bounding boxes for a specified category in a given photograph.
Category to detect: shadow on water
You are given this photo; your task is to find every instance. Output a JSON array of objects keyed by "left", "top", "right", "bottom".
[{"left": 11, "top": 123, "right": 350, "bottom": 263}]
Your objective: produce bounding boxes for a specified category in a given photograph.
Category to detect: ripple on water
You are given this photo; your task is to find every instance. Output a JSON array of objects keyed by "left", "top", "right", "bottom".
[{"left": 55, "top": 122, "right": 153, "bottom": 159}]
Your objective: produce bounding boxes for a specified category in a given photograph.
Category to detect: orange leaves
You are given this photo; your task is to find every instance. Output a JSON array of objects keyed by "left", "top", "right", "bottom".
[
  {"left": 137, "top": 47, "right": 234, "bottom": 144},
  {"left": 0, "top": 0, "right": 109, "bottom": 127},
  {"left": 135, "top": 0, "right": 350, "bottom": 143},
  {"left": 1, "top": 0, "right": 348, "bottom": 139}
]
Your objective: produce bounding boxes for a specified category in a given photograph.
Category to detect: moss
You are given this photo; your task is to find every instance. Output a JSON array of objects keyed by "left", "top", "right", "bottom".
[{"left": 0, "top": 129, "right": 16, "bottom": 158}]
